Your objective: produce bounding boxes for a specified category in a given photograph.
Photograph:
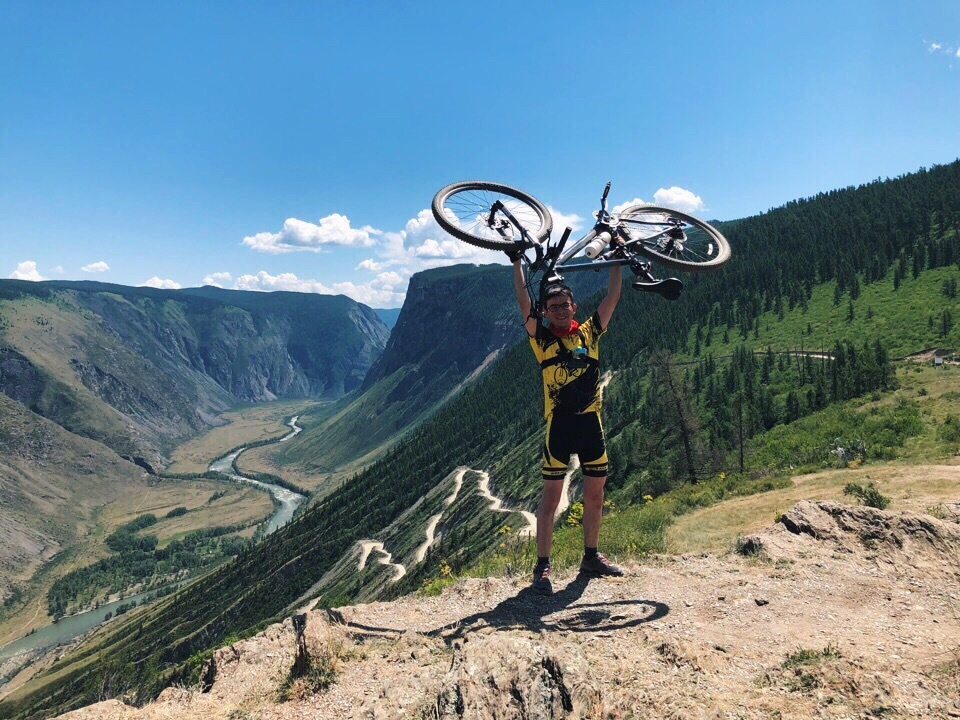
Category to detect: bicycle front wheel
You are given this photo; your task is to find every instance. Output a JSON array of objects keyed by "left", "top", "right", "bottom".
[
  {"left": 619, "top": 204, "right": 730, "bottom": 272},
  {"left": 432, "top": 181, "right": 553, "bottom": 251}
]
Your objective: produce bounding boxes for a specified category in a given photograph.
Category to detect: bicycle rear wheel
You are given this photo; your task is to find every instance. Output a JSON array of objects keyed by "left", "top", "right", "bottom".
[
  {"left": 432, "top": 181, "right": 553, "bottom": 251},
  {"left": 619, "top": 204, "right": 730, "bottom": 272}
]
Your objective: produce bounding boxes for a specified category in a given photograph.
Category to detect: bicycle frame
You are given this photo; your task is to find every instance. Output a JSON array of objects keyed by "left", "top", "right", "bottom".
[{"left": 514, "top": 183, "right": 684, "bottom": 314}]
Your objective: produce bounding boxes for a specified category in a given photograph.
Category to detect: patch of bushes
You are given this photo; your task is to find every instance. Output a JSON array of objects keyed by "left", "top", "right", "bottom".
[
  {"left": 939, "top": 414, "right": 960, "bottom": 444},
  {"left": 843, "top": 482, "right": 891, "bottom": 510}
]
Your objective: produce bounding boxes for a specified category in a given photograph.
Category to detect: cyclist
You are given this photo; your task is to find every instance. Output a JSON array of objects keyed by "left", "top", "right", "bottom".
[{"left": 510, "top": 251, "right": 624, "bottom": 595}]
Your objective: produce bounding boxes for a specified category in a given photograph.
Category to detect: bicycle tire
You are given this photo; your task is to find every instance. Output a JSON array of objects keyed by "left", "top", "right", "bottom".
[
  {"left": 618, "top": 204, "right": 730, "bottom": 272},
  {"left": 432, "top": 181, "right": 553, "bottom": 251}
]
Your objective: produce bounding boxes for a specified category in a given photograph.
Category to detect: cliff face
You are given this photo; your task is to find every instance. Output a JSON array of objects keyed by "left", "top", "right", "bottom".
[
  {"left": 0, "top": 280, "right": 389, "bottom": 464},
  {"left": 361, "top": 264, "right": 522, "bottom": 393},
  {"left": 364, "top": 263, "right": 607, "bottom": 392}
]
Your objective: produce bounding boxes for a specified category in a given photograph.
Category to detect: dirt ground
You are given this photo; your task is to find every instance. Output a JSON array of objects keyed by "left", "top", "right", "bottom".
[{"left": 58, "top": 498, "right": 960, "bottom": 720}]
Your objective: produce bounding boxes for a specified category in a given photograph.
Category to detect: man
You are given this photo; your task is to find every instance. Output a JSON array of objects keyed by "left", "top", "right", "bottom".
[{"left": 511, "top": 253, "right": 623, "bottom": 595}]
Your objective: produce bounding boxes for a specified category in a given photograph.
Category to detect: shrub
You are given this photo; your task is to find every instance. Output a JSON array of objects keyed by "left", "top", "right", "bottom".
[
  {"left": 165, "top": 506, "right": 188, "bottom": 518},
  {"left": 734, "top": 535, "right": 763, "bottom": 556},
  {"left": 939, "top": 414, "right": 960, "bottom": 444},
  {"left": 782, "top": 644, "right": 842, "bottom": 667},
  {"left": 843, "top": 482, "right": 891, "bottom": 510}
]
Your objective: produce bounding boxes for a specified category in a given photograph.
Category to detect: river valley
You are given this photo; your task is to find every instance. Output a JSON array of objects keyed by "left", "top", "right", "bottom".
[{"left": 0, "top": 416, "right": 307, "bottom": 670}]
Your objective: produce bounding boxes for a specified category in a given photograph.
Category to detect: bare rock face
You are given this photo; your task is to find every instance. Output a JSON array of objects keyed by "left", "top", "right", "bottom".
[
  {"left": 748, "top": 499, "right": 960, "bottom": 581},
  {"left": 434, "top": 635, "right": 579, "bottom": 719}
]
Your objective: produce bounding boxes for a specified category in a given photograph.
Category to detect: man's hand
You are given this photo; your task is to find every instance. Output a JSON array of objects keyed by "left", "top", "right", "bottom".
[{"left": 505, "top": 246, "right": 526, "bottom": 263}]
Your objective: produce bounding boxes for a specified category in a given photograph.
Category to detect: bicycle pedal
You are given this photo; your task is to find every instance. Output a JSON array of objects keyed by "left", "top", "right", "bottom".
[{"left": 632, "top": 278, "right": 683, "bottom": 301}]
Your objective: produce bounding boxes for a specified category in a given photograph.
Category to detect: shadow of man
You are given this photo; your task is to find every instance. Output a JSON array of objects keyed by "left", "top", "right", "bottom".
[{"left": 341, "top": 572, "right": 669, "bottom": 642}]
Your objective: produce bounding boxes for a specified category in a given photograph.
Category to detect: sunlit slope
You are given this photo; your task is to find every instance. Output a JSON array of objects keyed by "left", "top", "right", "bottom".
[{"left": 0, "top": 394, "right": 145, "bottom": 609}]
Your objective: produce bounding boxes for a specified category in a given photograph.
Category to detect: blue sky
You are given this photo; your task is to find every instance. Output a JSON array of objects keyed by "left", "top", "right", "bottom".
[{"left": 2, "top": 1, "right": 959, "bottom": 307}]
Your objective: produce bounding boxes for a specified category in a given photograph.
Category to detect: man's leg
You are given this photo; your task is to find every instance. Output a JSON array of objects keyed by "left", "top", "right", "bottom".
[
  {"left": 581, "top": 474, "right": 606, "bottom": 549},
  {"left": 579, "top": 472, "right": 623, "bottom": 576},
  {"left": 537, "top": 479, "right": 564, "bottom": 558}
]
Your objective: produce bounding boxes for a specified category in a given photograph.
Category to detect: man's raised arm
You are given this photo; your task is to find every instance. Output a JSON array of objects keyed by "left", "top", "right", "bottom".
[
  {"left": 596, "top": 264, "right": 622, "bottom": 331},
  {"left": 513, "top": 260, "right": 539, "bottom": 338}
]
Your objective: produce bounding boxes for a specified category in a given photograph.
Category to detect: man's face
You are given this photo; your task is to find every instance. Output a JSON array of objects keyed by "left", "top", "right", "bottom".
[{"left": 545, "top": 295, "right": 576, "bottom": 329}]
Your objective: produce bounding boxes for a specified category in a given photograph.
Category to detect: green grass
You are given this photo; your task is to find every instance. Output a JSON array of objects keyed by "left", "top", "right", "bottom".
[
  {"left": 782, "top": 644, "right": 842, "bottom": 668},
  {"left": 687, "top": 265, "right": 960, "bottom": 359}
]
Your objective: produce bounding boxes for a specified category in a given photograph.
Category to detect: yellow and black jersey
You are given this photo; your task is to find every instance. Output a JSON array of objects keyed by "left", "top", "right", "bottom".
[{"left": 529, "top": 312, "right": 606, "bottom": 419}]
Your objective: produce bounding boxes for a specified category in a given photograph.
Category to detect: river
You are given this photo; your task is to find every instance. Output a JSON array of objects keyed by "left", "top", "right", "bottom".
[
  {"left": 0, "top": 415, "right": 307, "bottom": 667},
  {"left": 207, "top": 415, "right": 307, "bottom": 534}
]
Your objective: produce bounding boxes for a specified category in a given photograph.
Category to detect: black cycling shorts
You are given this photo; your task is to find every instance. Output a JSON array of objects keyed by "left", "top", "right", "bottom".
[{"left": 541, "top": 411, "right": 608, "bottom": 481}]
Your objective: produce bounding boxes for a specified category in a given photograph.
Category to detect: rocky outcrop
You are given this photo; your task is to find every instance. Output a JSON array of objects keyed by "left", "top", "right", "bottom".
[{"left": 747, "top": 499, "right": 960, "bottom": 581}]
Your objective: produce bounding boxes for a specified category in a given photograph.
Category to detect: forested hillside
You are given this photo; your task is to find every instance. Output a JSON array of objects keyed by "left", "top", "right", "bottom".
[{"left": 5, "top": 161, "right": 960, "bottom": 720}]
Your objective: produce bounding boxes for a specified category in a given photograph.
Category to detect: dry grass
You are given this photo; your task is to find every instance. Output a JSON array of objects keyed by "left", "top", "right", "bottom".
[
  {"left": 667, "top": 461, "right": 960, "bottom": 553},
  {"left": 167, "top": 400, "right": 313, "bottom": 474},
  {"left": 99, "top": 481, "right": 273, "bottom": 546}
]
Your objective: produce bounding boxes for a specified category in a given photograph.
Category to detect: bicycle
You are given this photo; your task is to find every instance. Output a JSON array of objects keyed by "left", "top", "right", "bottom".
[{"left": 431, "top": 180, "right": 731, "bottom": 314}]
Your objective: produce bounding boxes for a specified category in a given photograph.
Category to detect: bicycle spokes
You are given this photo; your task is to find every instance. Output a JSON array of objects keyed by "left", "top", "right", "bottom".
[
  {"left": 621, "top": 211, "right": 721, "bottom": 265},
  {"left": 439, "top": 189, "right": 547, "bottom": 244}
]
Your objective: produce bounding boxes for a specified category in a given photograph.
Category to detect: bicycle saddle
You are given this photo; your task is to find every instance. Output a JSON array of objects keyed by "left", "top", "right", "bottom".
[{"left": 632, "top": 277, "right": 683, "bottom": 301}]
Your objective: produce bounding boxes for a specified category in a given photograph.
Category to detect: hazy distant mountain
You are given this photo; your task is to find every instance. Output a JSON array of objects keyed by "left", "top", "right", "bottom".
[
  {"left": 373, "top": 307, "right": 402, "bottom": 329},
  {"left": 0, "top": 281, "right": 389, "bottom": 466}
]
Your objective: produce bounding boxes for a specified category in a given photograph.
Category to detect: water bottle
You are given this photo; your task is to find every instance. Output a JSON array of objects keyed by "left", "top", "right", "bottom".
[{"left": 584, "top": 231, "right": 612, "bottom": 259}]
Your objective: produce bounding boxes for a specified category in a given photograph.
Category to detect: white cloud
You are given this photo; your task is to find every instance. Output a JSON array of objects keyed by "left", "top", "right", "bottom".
[
  {"left": 81, "top": 260, "right": 110, "bottom": 273},
  {"left": 356, "top": 258, "right": 393, "bottom": 273},
  {"left": 139, "top": 277, "right": 181, "bottom": 290},
  {"left": 9, "top": 261, "right": 45, "bottom": 281},
  {"left": 242, "top": 214, "right": 380, "bottom": 254},
  {"left": 236, "top": 199, "right": 583, "bottom": 307},
  {"left": 51, "top": 265, "right": 64, "bottom": 274},
  {"left": 202, "top": 271, "right": 233, "bottom": 288},
  {"left": 652, "top": 187, "right": 705, "bottom": 213},
  {"left": 612, "top": 197, "right": 647, "bottom": 214},
  {"left": 232, "top": 269, "right": 405, "bottom": 306},
  {"left": 234, "top": 271, "right": 333, "bottom": 294},
  {"left": 925, "top": 40, "right": 958, "bottom": 58},
  {"left": 545, "top": 206, "right": 584, "bottom": 241}
]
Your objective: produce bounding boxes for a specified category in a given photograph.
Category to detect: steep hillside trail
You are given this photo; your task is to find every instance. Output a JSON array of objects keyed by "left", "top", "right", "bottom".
[
  {"left": 60, "top": 500, "right": 960, "bottom": 720},
  {"left": 475, "top": 470, "right": 539, "bottom": 536},
  {"left": 356, "top": 542, "right": 405, "bottom": 581},
  {"left": 357, "top": 467, "right": 537, "bottom": 579}
]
